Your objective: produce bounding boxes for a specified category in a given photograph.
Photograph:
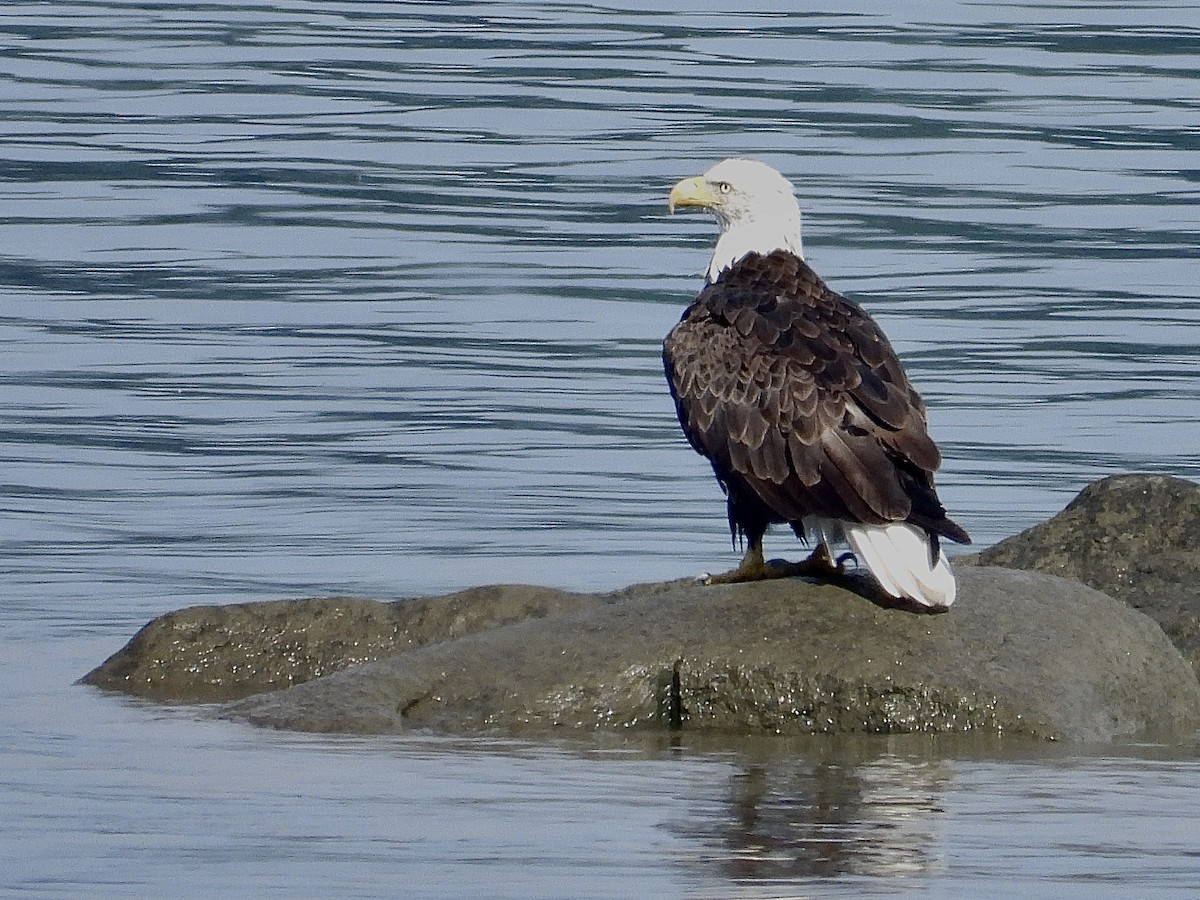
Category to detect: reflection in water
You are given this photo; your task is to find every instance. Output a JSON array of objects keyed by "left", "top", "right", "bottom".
[{"left": 677, "top": 746, "right": 951, "bottom": 885}]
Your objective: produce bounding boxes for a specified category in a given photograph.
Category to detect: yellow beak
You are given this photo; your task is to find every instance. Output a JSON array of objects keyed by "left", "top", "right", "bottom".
[{"left": 668, "top": 175, "right": 718, "bottom": 213}]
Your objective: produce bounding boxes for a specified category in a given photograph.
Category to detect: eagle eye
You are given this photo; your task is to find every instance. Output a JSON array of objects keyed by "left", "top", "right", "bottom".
[{"left": 716, "top": 181, "right": 732, "bottom": 194}]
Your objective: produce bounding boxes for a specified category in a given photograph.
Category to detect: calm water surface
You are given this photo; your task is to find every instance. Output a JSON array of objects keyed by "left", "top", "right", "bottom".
[{"left": 2, "top": 1, "right": 1199, "bottom": 896}]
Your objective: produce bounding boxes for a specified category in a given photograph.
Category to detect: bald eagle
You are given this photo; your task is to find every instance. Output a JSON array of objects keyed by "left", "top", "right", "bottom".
[{"left": 664, "top": 159, "right": 970, "bottom": 608}]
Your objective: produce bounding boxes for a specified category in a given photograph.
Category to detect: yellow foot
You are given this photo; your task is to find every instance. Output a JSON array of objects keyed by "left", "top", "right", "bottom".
[{"left": 702, "top": 543, "right": 844, "bottom": 585}]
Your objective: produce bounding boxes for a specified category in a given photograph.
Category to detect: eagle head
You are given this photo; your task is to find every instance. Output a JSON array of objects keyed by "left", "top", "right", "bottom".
[{"left": 669, "top": 158, "right": 804, "bottom": 282}]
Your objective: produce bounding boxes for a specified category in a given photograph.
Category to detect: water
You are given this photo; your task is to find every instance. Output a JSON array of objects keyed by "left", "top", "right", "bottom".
[{"left": 2, "top": 0, "right": 1199, "bottom": 896}]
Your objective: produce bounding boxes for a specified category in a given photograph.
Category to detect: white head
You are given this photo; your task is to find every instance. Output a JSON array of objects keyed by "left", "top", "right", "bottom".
[{"left": 668, "top": 158, "right": 804, "bottom": 282}]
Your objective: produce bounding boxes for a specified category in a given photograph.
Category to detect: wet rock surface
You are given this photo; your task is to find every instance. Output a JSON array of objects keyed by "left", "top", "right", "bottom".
[
  {"left": 82, "top": 474, "right": 1200, "bottom": 742},
  {"left": 972, "top": 474, "right": 1200, "bottom": 675},
  {"left": 81, "top": 585, "right": 596, "bottom": 703},
  {"left": 219, "top": 566, "right": 1198, "bottom": 742}
]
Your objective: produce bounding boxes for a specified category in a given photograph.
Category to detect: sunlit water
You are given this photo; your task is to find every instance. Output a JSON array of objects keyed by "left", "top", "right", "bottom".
[{"left": 2, "top": 1, "right": 1198, "bottom": 896}]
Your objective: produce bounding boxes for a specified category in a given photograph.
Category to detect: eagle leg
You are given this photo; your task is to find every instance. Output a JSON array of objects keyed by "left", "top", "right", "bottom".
[{"left": 703, "top": 541, "right": 843, "bottom": 585}]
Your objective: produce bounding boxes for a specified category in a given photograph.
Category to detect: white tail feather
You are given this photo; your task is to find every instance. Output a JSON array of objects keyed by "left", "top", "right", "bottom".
[{"left": 844, "top": 523, "right": 957, "bottom": 608}]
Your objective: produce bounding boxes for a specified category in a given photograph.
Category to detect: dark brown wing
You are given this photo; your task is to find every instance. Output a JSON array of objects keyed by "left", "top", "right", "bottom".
[{"left": 663, "top": 249, "right": 968, "bottom": 543}]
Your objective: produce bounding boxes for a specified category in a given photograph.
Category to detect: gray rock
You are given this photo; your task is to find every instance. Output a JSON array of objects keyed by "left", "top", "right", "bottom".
[
  {"left": 972, "top": 474, "right": 1200, "bottom": 674},
  {"left": 83, "top": 473, "right": 1200, "bottom": 742},
  {"left": 81, "top": 585, "right": 596, "bottom": 703},
  {"left": 224, "top": 566, "right": 1200, "bottom": 742}
]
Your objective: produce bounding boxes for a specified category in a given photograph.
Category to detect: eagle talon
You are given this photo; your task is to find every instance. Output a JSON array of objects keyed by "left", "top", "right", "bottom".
[{"left": 703, "top": 542, "right": 846, "bottom": 585}]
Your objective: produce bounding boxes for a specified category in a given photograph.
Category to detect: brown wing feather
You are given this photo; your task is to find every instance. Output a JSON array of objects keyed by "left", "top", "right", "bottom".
[{"left": 663, "top": 249, "right": 968, "bottom": 543}]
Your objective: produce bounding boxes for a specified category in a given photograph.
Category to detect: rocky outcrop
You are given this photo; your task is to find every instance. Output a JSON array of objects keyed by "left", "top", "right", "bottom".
[
  {"left": 220, "top": 566, "right": 1197, "bottom": 742},
  {"left": 973, "top": 474, "right": 1200, "bottom": 674},
  {"left": 81, "top": 585, "right": 596, "bottom": 703},
  {"left": 81, "top": 474, "right": 1200, "bottom": 742}
]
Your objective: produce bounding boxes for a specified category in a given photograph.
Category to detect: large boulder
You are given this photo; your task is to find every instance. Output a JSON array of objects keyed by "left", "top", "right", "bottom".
[
  {"left": 973, "top": 473, "right": 1200, "bottom": 674},
  {"left": 82, "top": 473, "right": 1200, "bottom": 743},
  {"left": 81, "top": 585, "right": 596, "bottom": 703},
  {"left": 211, "top": 566, "right": 1198, "bottom": 742}
]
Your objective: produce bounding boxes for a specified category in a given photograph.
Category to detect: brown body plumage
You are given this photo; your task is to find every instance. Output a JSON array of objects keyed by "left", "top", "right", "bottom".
[{"left": 664, "top": 248, "right": 969, "bottom": 559}]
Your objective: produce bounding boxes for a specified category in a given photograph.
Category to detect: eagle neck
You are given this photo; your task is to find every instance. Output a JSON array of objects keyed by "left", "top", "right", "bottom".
[{"left": 706, "top": 221, "right": 803, "bottom": 283}]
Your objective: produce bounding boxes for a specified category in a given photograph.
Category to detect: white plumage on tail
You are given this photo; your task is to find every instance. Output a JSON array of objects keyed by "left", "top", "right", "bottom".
[
  {"left": 844, "top": 523, "right": 957, "bottom": 608},
  {"left": 804, "top": 516, "right": 956, "bottom": 609}
]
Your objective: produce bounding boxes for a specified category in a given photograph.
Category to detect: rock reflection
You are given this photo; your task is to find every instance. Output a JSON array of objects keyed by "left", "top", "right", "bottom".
[{"left": 676, "top": 743, "right": 950, "bottom": 885}]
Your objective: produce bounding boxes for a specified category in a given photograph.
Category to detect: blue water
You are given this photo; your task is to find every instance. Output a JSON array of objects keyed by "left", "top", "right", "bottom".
[{"left": 2, "top": 1, "right": 1199, "bottom": 896}]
